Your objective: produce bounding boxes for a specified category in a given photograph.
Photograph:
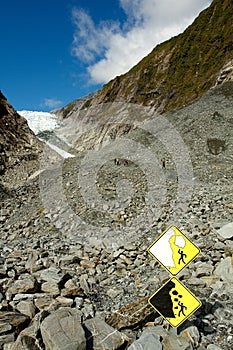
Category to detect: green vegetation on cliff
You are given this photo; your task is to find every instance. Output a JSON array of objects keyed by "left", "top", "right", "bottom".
[{"left": 93, "top": 0, "right": 233, "bottom": 112}]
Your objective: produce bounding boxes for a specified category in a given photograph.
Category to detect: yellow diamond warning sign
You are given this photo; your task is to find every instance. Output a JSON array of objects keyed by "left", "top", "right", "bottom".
[
  {"left": 147, "top": 225, "right": 200, "bottom": 276},
  {"left": 148, "top": 277, "right": 201, "bottom": 328}
]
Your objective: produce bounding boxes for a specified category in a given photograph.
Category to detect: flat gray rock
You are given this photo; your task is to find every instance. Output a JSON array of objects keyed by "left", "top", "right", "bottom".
[
  {"left": 217, "top": 222, "right": 233, "bottom": 240},
  {"left": 39, "top": 267, "right": 64, "bottom": 284},
  {"left": 213, "top": 256, "right": 233, "bottom": 283},
  {"left": 83, "top": 317, "right": 127, "bottom": 350},
  {"left": 128, "top": 327, "right": 162, "bottom": 350},
  {"left": 16, "top": 300, "right": 36, "bottom": 319},
  {"left": 41, "top": 308, "right": 86, "bottom": 350},
  {"left": 162, "top": 333, "right": 194, "bottom": 350},
  {"left": 180, "top": 326, "right": 200, "bottom": 348},
  {"left": 207, "top": 345, "right": 222, "bottom": 350},
  {"left": 7, "top": 276, "right": 37, "bottom": 295},
  {"left": 10, "top": 325, "right": 41, "bottom": 350}
]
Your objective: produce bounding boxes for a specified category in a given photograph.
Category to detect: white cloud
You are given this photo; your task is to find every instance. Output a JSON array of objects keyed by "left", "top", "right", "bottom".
[
  {"left": 43, "top": 98, "right": 63, "bottom": 109},
  {"left": 71, "top": 8, "right": 120, "bottom": 63},
  {"left": 72, "top": 0, "right": 212, "bottom": 85}
]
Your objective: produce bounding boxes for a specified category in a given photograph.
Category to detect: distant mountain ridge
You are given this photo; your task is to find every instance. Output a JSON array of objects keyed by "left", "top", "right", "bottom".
[{"left": 58, "top": 0, "right": 233, "bottom": 117}]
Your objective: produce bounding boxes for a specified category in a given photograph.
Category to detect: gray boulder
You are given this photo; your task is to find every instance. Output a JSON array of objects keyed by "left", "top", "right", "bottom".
[
  {"left": 128, "top": 327, "right": 162, "bottom": 350},
  {"left": 10, "top": 325, "right": 41, "bottom": 350},
  {"left": 162, "top": 332, "right": 194, "bottom": 350},
  {"left": 217, "top": 222, "right": 233, "bottom": 240},
  {"left": 213, "top": 256, "right": 233, "bottom": 283},
  {"left": 83, "top": 317, "right": 127, "bottom": 349},
  {"left": 41, "top": 308, "right": 86, "bottom": 350}
]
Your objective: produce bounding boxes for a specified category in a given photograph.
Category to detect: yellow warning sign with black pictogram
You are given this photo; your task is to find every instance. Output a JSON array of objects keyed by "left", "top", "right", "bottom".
[
  {"left": 148, "top": 277, "right": 201, "bottom": 328},
  {"left": 147, "top": 225, "right": 200, "bottom": 276}
]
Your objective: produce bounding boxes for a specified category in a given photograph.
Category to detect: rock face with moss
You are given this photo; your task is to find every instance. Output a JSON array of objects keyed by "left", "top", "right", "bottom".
[
  {"left": 58, "top": 0, "right": 232, "bottom": 118},
  {"left": 95, "top": 0, "right": 232, "bottom": 110},
  {"left": 52, "top": 92, "right": 96, "bottom": 119},
  {"left": 0, "top": 91, "right": 42, "bottom": 175}
]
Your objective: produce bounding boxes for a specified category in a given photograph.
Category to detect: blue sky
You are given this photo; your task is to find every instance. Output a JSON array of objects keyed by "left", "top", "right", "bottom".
[{"left": 1, "top": 0, "right": 211, "bottom": 111}]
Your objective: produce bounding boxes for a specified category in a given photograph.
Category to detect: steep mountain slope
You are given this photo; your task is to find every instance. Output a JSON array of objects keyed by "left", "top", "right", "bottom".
[
  {"left": 94, "top": 0, "right": 232, "bottom": 111},
  {"left": 96, "top": 0, "right": 233, "bottom": 111},
  {"left": 58, "top": 0, "right": 232, "bottom": 118},
  {"left": 0, "top": 91, "right": 42, "bottom": 182}
]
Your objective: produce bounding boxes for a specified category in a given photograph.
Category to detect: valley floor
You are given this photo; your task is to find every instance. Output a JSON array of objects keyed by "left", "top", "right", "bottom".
[{"left": 0, "top": 148, "right": 232, "bottom": 349}]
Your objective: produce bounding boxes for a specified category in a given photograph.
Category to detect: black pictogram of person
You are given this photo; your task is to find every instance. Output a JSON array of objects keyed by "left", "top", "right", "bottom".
[
  {"left": 178, "top": 249, "right": 187, "bottom": 265},
  {"left": 178, "top": 301, "right": 187, "bottom": 317}
]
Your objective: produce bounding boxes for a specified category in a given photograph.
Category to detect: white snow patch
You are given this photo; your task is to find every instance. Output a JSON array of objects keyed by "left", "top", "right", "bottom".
[
  {"left": 18, "top": 110, "right": 60, "bottom": 135},
  {"left": 18, "top": 110, "right": 75, "bottom": 159},
  {"left": 46, "top": 142, "right": 75, "bottom": 159}
]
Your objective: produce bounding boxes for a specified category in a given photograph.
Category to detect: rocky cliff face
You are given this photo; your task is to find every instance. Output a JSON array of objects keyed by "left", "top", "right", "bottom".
[
  {"left": 0, "top": 91, "right": 42, "bottom": 185},
  {"left": 93, "top": 0, "right": 233, "bottom": 112},
  {"left": 57, "top": 0, "right": 233, "bottom": 118},
  {"left": 52, "top": 92, "right": 96, "bottom": 119}
]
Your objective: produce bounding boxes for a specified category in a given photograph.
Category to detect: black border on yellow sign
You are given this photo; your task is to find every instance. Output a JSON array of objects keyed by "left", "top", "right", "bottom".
[
  {"left": 148, "top": 277, "right": 202, "bottom": 328},
  {"left": 147, "top": 225, "right": 201, "bottom": 276}
]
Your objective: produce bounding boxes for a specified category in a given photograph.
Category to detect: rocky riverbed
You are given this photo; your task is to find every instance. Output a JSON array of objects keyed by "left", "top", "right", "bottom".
[{"left": 0, "top": 148, "right": 232, "bottom": 349}]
